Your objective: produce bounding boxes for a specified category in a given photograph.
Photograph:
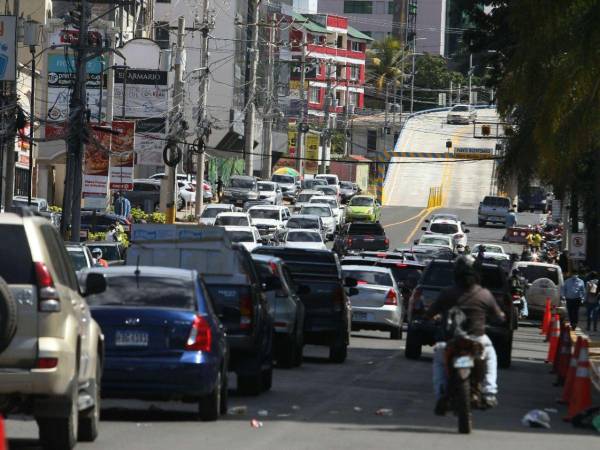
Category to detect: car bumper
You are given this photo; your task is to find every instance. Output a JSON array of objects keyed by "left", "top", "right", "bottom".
[
  {"left": 351, "top": 306, "right": 401, "bottom": 330},
  {"left": 346, "top": 214, "right": 375, "bottom": 222},
  {"left": 304, "top": 317, "right": 348, "bottom": 345},
  {"left": 447, "top": 117, "right": 470, "bottom": 124},
  {"left": 102, "top": 353, "right": 220, "bottom": 399},
  {"left": 478, "top": 214, "right": 507, "bottom": 224}
]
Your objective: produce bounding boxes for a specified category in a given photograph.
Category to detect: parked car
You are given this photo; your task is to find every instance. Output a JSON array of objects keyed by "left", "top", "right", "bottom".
[
  {"left": 299, "top": 204, "right": 336, "bottom": 239},
  {"left": 80, "top": 211, "right": 131, "bottom": 235},
  {"left": 247, "top": 205, "right": 291, "bottom": 240},
  {"left": 224, "top": 225, "right": 263, "bottom": 252},
  {"left": 221, "top": 175, "right": 260, "bottom": 207},
  {"left": 199, "top": 203, "right": 236, "bottom": 225},
  {"left": 0, "top": 212, "right": 106, "bottom": 449},
  {"left": 258, "top": 181, "right": 283, "bottom": 205},
  {"left": 309, "top": 195, "right": 342, "bottom": 227},
  {"left": 478, "top": 195, "right": 512, "bottom": 227},
  {"left": 414, "top": 233, "right": 455, "bottom": 252},
  {"left": 214, "top": 211, "right": 252, "bottom": 227},
  {"left": 334, "top": 222, "right": 389, "bottom": 255},
  {"left": 284, "top": 229, "right": 327, "bottom": 251},
  {"left": 345, "top": 195, "right": 381, "bottom": 223},
  {"left": 66, "top": 242, "right": 96, "bottom": 271},
  {"left": 271, "top": 174, "right": 300, "bottom": 202},
  {"left": 301, "top": 178, "right": 328, "bottom": 190},
  {"left": 511, "top": 261, "right": 564, "bottom": 318},
  {"left": 149, "top": 173, "right": 213, "bottom": 202},
  {"left": 253, "top": 247, "right": 353, "bottom": 363},
  {"left": 12, "top": 195, "right": 48, "bottom": 212},
  {"left": 295, "top": 189, "right": 321, "bottom": 212},
  {"left": 341, "top": 265, "right": 403, "bottom": 339},
  {"left": 126, "top": 226, "right": 274, "bottom": 396},
  {"left": 87, "top": 266, "right": 228, "bottom": 421},
  {"left": 339, "top": 181, "right": 357, "bottom": 203},
  {"left": 252, "top": 254, "right": 306, "bottom": 368},
  {"left": 421, "top": 218, "right": 470, "bottom": 248},
  {"left": 405, "top": 260, "right": 515, "bottom": 368},
  {"left": 446, "top": 104, "right": 477, "bottom": 124}
]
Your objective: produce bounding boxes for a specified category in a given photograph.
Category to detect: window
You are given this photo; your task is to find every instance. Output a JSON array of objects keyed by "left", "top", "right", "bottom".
[
  {"left": 344, "top": 1, "right": 373, "bottom": 14},
  {"left": 337, "top": 36, "right": 344, "bottom": 48},
  {"left": 388, "top": 1, "right": 394, "bottom": 14},
  {"left": 0, "top": 225, "right": 34, "bottom": 284},
  {"left": 309, "top": 86, "right": 320, "bottom": 103},
  {"left": 350, "top": 65, "right": 360, "bottom": 80},
  {"left": 351, "top": 41, "right": 362, "bottom": 52},
  {"left": 154, "top": 21, "right": 170, "bottom": 49},
  {"left": 348, "top": 92, "right": 358, "bottom": 106},
  {"left": 367, "top": 129, "right": 377, "bottom": 151}
]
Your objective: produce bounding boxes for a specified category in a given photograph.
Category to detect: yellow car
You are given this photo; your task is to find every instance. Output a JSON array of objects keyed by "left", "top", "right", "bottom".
[{"left": 345, "top": 195, "right": 381, "bottom": 222}]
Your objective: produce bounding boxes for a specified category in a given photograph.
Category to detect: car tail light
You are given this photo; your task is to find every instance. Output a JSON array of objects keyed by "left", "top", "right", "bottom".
[
  {"left": 36, "top": 358, "right": 58, "bottom": 369},
  {"left": 34, "top": 262, "right": 60, "bottom": 312},
  {"left": 385, "top": 289, "right": 398, "bottom": 305},
  {"left": 239, "top": 294, "right": 253, "bottom": 330},
  {"left": 384, "top": 238, "right": 389, "bottom": 247},
  {"left": 410, "top": 287, "right": 423, "bottom": 312},
  {"left": 346, "top": 237, "right": 353, "bottom": 246},
  {"left": 395, "top": 263, "right": 408, "bottom": 268},
  {"left": 268, "top": 261, "right": 278, "bottom": 274},
  {"left": 186, "top": 315, "right": 212, "bottom": 352},
  {"left": 356, "top": 280, "right": 368, "bottom": 285},
  {"left": 376, "top": 253, "right": 386, "bottom": 258}
]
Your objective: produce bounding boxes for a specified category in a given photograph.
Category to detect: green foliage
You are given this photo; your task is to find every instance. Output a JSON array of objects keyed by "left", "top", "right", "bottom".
[
  {"left": 148, "top": 212, "right": 166, "bottom": 224},
  {"left": 331, "top": 131, "right": 346, "bottom": 156},
  {"left": 130, "top": 207, "right": 147, "bottom": 223},
  {"left": 49, "top": 205, "right": 62, "bottom": 213},
  {"left": 88, "top": 232, "right": 106, "bottom": 241},
  {"left": 367, "top": 37, "right": 406, "bottom": 91}
]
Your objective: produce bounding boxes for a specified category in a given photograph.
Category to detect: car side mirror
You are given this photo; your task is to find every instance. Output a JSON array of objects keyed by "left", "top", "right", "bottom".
[
  {"left": 84, "top": 273, "right": 106, "bottom": 296},
  {"left": 297, "top": 285, "right": 311, "bottom": 295},
  {"left": 421, "top": 227, "right": 427, "bottom": 231},
  {"left": 344, "top": 277, "right": 358, "bottom": 288},
  {"left": 347, "top": 287, "right": 360, "bottom": 297}
]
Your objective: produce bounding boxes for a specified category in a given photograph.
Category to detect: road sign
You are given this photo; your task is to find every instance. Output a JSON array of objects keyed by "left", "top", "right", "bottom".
[{"left": 569, "top": 233, "right": 586, "bottom": 261}]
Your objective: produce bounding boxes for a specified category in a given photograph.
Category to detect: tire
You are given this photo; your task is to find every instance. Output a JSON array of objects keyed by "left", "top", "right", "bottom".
[
  {"left": 38, "top": 380, "right": 79, "bottom": 450},
  {"left": 261, "top": 367, "right": 273, "bottom": 392},
  {"left": 0, "top": 277, "right": 18, "bottom": 353},
  {"left": 329, "top": 336, "right": 347, "bottom": 363},
  {"left": 237, "top": 372, "right": 262, "bottom": 396},
  {"left": 78, "top": 357, "right": 101, "bottom": 442},
  {"left": 198, "top": 371, "right": 221, "bottom": 421},
  {"left": 293, "top": 342, "right": 304, "bottom": 367},
  {"left": 404, "top": 331, "right": 422, "bottom": 359},
  {"left": 277, "top": 336, "right": 297, "bottom": 369},
  {"left": 456, "top": 379, "right": 472, "bottom": 434},
  {"left": 390, "top": 326, "right": 403, "bottom": 340},
  {"left": 219, "top": 369, "right": 228, "bottom": 415},
  {"left": 497, "top": 336, "right": 513, "bottom": 369}
]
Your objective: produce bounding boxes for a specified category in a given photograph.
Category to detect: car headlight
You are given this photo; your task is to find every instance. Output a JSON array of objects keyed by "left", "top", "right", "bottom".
[{"left": 248, "top": 192, "right": 258, "bottom": 199}]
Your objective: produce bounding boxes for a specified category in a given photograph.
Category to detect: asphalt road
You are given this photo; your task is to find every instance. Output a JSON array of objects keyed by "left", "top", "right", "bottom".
[{"left": 6, "top": 207, "right": 598, "bottom": 449}]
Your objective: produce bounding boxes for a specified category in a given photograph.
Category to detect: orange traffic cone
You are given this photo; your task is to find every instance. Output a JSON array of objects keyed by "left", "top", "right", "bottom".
[
  {"left": 0, "top": 414, "right": 6, "bottom": 450},
  {"left": 554, "top": 323, "right": 571, "bottom": 380},
  {"left": 564, "top": 339, "right": 592, "bottom": 421},
  {"left": 559, "top": 336, "right": 582, "bottom": 404},
  {"left": 545, "top": 314, "right": 561, "bottom": 364},
  {"left": 540, "top": 298, "right": 551, "bottom": 335}
]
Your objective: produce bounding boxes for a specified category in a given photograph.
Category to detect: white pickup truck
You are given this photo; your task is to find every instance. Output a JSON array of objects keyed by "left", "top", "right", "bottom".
[{"left": 478, "top": 196, "right": 512, "bottom": 227}]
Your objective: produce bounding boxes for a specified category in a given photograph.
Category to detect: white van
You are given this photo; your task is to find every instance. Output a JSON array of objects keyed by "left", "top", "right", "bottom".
[
  {"left": 512, "top": 261, "right": 564, "bottom": 319},
  {"left": 315, "top": 173, "right": 340, "bottom": 187}
]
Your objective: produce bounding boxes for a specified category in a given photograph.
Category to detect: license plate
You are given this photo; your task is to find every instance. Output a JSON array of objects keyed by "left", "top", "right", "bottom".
[
  {"left": 492, "top": 216, "right": 504, "bottom": 221},
  {"left": 115, "top": 330, "right": 149, "bottom": 347},
  {"left": 353, "top": 311, "right": 368, "bottom": 321}
]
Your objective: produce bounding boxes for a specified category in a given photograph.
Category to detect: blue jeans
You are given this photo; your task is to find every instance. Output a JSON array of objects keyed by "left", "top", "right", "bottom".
[
  {"left": 521, "top": 296, "right": 529, "bottom": 318},
  {"left": 433, "top": 334, "right": 498, "bottom": 400},
  {"left": 586, "top": 303, "right": 599, "bottom": 330}
]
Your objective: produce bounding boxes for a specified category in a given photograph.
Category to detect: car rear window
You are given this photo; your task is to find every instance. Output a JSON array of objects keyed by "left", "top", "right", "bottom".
[
  {"left": 348, "top": 224, "right": 384, "bottom": 235},
  {"left": 0, "top": 225, "right": 34, "bottom": 284},
  {"left": 480, "top": 267, "right": 505, "bottom": 290},
  {"left": 342, "top": 269, "right": 393, "bottom": 287},
  {"left": 287, "top": 231, "right": 321, "bottom": 242},
  {"left": 88, "top": 245, "right": 121, "bottom": 261},
  {"left": 483, "top": 197, "right": 510, "bottom": 207},
  {"left": 420, "top": 236, "right": 450, "bottom": 246},
  {"left": 88, "top": 276, "right": 196, "bottom": 309},
  {"left": 216, "top": 216, "right": 249, "bottom": 226},
  {"left": 67, "top": 248, "right": 89, "bottom": 271},
  {"left": 227, "top": 230, "right": 254, "bottom": 242},
  {"left": 430, "top": 223, "right": 458, "bottom": 234},
  {"left": 520, "top": 265, "right": 560, "bottom": 285},
  {"left": 422, "top": 264, "right": 454, "bottom": 286},
  {"left": 287, "top": 217, "right": 318, "bottom": 229},
  {"left": 205, "top": 284, "right": 250, "bottom": 309},
  {"left": 377, "top": 263, "right": 422, "bottom": 284}
]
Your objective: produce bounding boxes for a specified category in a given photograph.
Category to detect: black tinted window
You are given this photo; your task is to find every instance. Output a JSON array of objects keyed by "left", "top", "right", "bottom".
[
  {"left": 483, "top": 197, "right": 510, "bottom": 207},
  {"left": 67, "top": 249, "right": 89, "bottom": 271},
  {"left": 422, "top": 264, "right": 454, "bottom": 286},
  {"left": 480, "top": 267, "right": 505, "bottom": 290},
  {"left": 88, "top": 276, "right": 196, "bottom": 309},
  {"left": 520, "top": 266, "right": 559, "bottom": 285},
  {"left": 287, "top": 218, "right": 318, "bottom": 229},
  {"left": 348, "top": 224, "right": 384, "bottom": 235},
  {"left": 0, "top": 225, "right": 34, "bottom": 284}
]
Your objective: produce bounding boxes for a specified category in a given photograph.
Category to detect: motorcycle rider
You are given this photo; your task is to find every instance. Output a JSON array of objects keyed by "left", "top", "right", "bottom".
[
  {"left": 426, "top": 256, "right": 506, "bottom": 414},
  {"left": 509, "top": 268, "right": 529, "bottom": 318}
]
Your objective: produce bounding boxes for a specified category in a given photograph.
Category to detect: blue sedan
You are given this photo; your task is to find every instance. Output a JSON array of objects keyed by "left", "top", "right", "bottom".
[{"left": 86, "top": 266, "right": 228, "bottom": 421}]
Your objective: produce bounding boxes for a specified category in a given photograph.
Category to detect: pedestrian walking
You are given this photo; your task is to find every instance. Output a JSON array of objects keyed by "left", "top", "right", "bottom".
[
  {"left": 113, "top": 191, "right": 131, "bottom": 219},
  {"left": 216, "top": 176, "right": 224, "bottom": 202},
  {"left": 505, "top": 207, "right": 517, "bottom": 228},
  {"left": 584, "top": 272, "right": 599, "bottom": 331},
  {"left": 561, "top": 271, "right": 586, "bottom": 329}
]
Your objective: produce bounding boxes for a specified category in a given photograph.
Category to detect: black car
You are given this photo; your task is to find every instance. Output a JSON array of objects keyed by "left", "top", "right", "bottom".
[
  {"left": 334, "top": 222, "right": 389, "bottom": 255},
  {"left": 253, "top": 247, "right": 353, "bottom": 363},
  {"left": 405, "top": 260, "right": 515, "bottom": 368},
  {"left": 203, "top": 245, "right": 273, "bottom": 395},
  {"left": 221, "top": 176, "right": 260, "bottom": 207},
  {"left": 80, "top": 211, "right": 131, "bottom": 235}
]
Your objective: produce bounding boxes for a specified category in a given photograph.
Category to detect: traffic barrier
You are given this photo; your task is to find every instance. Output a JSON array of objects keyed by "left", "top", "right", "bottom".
[
  {"left": 560, "top": 336, "right": 583, "bottom": 404},
  {"left": 565, "top": 339, "right": 593, "bottom": 421},
  {"left": 0, "top": 415, "right": 5, "bottom": 450},
  {"left": 545, "top": 314, "right": 561, "bottom": 364},
  {"left": 554, "top": 323, "right": 572, "bottom": 382},
  {"left": 541, "top": 298, "right": 552, "bottom": 335},
  {"left": 504, "top": 227, "right": 530, "bottom": 244},
  {"left": 426, "top": 186, "right": 442, "bottom": 208}
]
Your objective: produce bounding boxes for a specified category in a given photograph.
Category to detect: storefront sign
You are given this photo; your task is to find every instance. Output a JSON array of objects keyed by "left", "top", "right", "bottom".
[
  {"left": 304, "top": 133, "right": 320, "bottom": 174},
  {"left": 109, "top": 121, "right": 135, "bottom": 191},
  {"left": 83, "top": 126, "right": 111, "bottom": 196}
]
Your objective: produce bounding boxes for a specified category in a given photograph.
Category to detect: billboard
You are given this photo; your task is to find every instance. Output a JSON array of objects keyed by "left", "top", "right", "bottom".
[
  {"left": 109, "top": 121, "right": 135, "bottom": 191},
  {"left": 0, "top": 16, "right": 16, "bottom": 81},
  {"left": 304, "top": 133, "right": 320, "bottom": 174},
  {"left": 83, "top": 126, "right": 111, "bottom": 196}
]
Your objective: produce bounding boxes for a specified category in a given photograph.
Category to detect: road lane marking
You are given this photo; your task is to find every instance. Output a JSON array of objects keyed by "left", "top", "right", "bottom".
[
  {"left": 383, "top": 208, "right": 430, "bottom": 229},
  {"left": 403, "top": 206, "right": 441, "bottom": 244}
]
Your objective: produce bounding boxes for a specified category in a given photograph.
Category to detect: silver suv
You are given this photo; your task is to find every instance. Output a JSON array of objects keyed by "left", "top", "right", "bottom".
[{"left": 0, "top": 212, "right": 106, "bottom": 449}]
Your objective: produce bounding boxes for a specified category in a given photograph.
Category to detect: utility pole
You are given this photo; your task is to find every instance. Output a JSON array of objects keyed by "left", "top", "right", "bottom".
[
  {"left": 163, "top": 16, "right": 185, "bottom": 224},
  {"left": 384, "top": 81, "right": 389, "bottom": 153},
  {"left": 195, "top": 2, "right": 213, "bottom": 219},
  {"left": 449, "top": 80, "right": 453, "bottom": 107},
  {"left": 319, "top": 60, "right": 332, "bottom": 174},
  {"left": 244, "top": 0, "right": 261, "bottom": 176},
  {"left": 261, "top": 14, "right": 275, "bottom": 179},
  {"left": 410, "top": 34, "right": 416, "bottom": 114},
  {"left": 344, "top": 75, "right": 351, "bottom": 156},
  {"left": 3, "top": 0, "right": 19, "bottom": 210},
  {"left": 61, "top": 0, "right": 90, "bottom": 240},
  {"left": 468, "top": 53, "right": 473, "bottom": 105},
  {"left": 296, "top": 32, "right": 307, "bottom": 175}
]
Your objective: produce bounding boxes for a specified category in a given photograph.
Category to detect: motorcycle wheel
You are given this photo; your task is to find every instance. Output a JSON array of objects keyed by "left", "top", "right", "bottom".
[{"left": 457, "top": 379, "right": 472, "bottom": 434}]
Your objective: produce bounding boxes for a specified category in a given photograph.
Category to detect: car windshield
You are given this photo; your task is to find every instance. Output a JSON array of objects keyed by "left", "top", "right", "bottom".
[
  {"left": 349, "top": 197, "right": 374, "bottom": 207},
  {"left": 88, "top": 276, "right": 196, "bottom": 309},
  {"left": 230, "top": 178, "right": 255, "bottom": 189},
  {"left": 483, "top": 197, "right": 511, "bottom": 207},
  {"left": 473, "top": 244, "right": 503, "bottom": 254},
  {"left": 248, "top": 209, "right": 279, "bottom": 220},
  {"left": 272, "top": 175, "right": 294, "bottom": 184},
  {"left": 67, "top": 248, "right": 89, "bottom": 271},
  {"left": 317, "top": 187, "right": 336, "bottom": 196},
  {"left": 258, "top": 183, "right": 275, "bottom": 191},
  {"left": 311, "top": 198, "right": 337, "bottom": 208},
  {"left": 227, "top": 230, "right": 254, "bottom": 242},
  {"left": 297, "top": 193, "right": 315, "bottom": 203},
  {"left": 429, "top": 223, "right": 459, "bottom": 234},
  {"left": 287, "top": 231, "right": 321, "bottom": 242},
  {"left": 201, "top": 207, "right": 229, "bottom": 218},
  {"left": 452, "top": 105, "right": 469, "bottom": 112},
  {"left": 340, "top": 181, "right": 353, "bottom": 189},
  {"left": 342, "top": 269, "right": 393, "bottom": 287},
  {"left": 520, "top": 265, "right": 560, "bottom": 285},
  {"left": 287, "top": 218, "right": 318, "bottom": 229},
  {"left": 89, "top": 245, "right": 121, "bottom": 261},
  {"left": 318, "top": 176, "right": 337, "bottom": 185},
  {"left": 420, "top": 236, "right": 450, "bottom": 246},
  {"left": 422, "top": 264, "right": 454, "bottom": 286},
  {"left": 216, "top": 216, "right": 249, "bottom": 226},
  {"left": 301, "top": 206, "right": 331, "bottom": 217}
]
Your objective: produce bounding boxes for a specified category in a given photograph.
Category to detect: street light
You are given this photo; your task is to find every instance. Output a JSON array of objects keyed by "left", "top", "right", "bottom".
[
  {"left": 410, "top": 37, "right": 427, "bottom": 113},
  {"left": 23, "top": 17, "right": 42, "bottom": 206}
]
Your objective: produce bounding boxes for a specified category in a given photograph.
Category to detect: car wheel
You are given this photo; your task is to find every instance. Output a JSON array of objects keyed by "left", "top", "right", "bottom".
[
  {"left": 497, "top": 336, "right": 513, "bottom": 369},
  {"left": 0, "top": 276, "right": 18, "bottom": 353},
  {"left": 177, "top": 196, "right": 185, "bottom": 211},
  {"left": 38, "top": 378, "right": 79, "bottom": 450},
  {"left": 78, "top": 356, "right": 101, "bottom": 442},
  {"left": 390, "top": 326, "right": 403, "bottom": 340},
  {"left": 404, "top": 331, "right": 422, "bottom": 359},
  {"left": 198, "top": 371, "right": 221, "bottom": 421},
  {"left": 237, "top": 372, "right": 262, "bottom": 396},
  {"left": 329, "top": 335, "right": 347, "bottom": 363},
  {"left": 277, "top": 335, "right": 297, "bottom": 369}
]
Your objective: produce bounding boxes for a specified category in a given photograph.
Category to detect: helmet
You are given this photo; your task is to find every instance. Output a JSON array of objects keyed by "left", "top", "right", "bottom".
[
  {"left": 91, "top": 248, "right": 103, "bottom": 258},
  {"left": 454, "top": 255, "right": 479, "bottom": 288}
]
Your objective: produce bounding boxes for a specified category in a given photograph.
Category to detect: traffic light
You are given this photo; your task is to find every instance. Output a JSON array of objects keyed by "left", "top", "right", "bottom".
[{"left": 408, "top": 1, "right": 417, "bottom": 16}]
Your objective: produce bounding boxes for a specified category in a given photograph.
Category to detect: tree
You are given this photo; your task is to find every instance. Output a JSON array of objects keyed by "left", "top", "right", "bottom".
[
  {"left": 413, "top": 54, "right": 466, "bottom": 107},
  {"left": 366, "top": 37, "right": 406, "bottom": 91}
]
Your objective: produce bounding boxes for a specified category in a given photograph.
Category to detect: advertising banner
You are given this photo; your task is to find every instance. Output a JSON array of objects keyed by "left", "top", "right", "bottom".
[
  {"left": 304, "top": 133, "right": 320, "bottom": 174},
  {"left": 83, "top": 126, "right": 111, "bottom": 196},
  {"left": 287, "top": 128, "right": 297, "bottom": 157},
  {"left": 0, "top": 16, "right": 16, "bottom": 81},
  {"left": 109, "top": 121, "right": 135, "bottom": 191},
  {"left": 570, "top": 233, "right": 587, "bottom": 261}
]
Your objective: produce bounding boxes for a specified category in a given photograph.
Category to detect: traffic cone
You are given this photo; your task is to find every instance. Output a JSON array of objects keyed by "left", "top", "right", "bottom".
[
  {"left": 559, "top": 336, "right": 582, "bottom": 404},
  {"left": 553, "top": 322, "right": 571, "bottom": 379},
  {"left": 0, "top": 414, "right": 6, "bottom": 450},
  {"left": 540, "top": 298, "right": 551, "bottom": 335},
  {"left": 564, "top": 339, "right": 592, "bottom": 421},
  {"left": 545, "top": 314, "right": 561, "bottom": 364}
]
